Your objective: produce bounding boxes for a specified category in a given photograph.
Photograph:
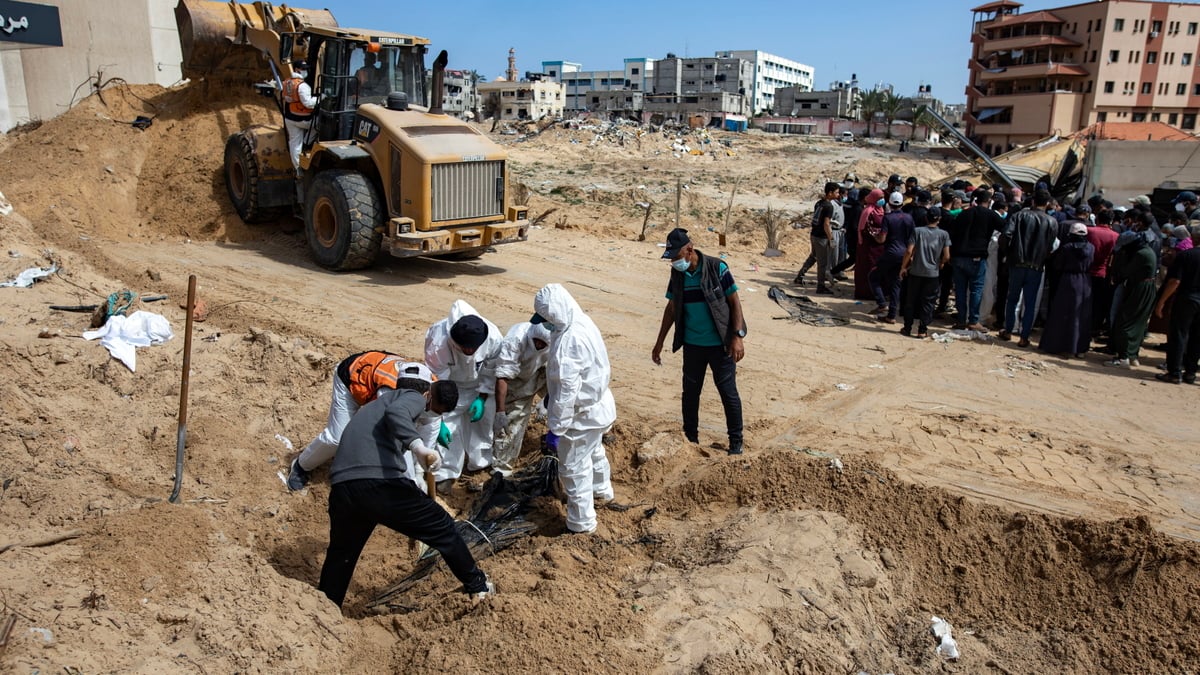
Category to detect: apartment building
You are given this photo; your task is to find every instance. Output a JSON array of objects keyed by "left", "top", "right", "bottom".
[
  {"left": 651, "top": 54, "right": 754, "bottom": 117},
  {"left": 541, "top": 58, "right": 654, "bottom": 113},
  {"left": 967, "top": 0, "right": 1200, "bottom": 155},
  {"left": 715, "top": 49, "right": 814, "bottom": 114},
  {"left": 477, "top": 76, "right": 564, "bottom": 121},
  {"left": 438, "top": 69, "right": 478, "bottom": 119}
]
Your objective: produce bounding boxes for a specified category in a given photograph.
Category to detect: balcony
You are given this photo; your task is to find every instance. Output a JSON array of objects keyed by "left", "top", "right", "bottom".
[
  {"left": 980, "top": 34, "right": 1081, "bottom": 52},
  {"left": 977, "top": 62, "right": 1089, "bottom": 81}
]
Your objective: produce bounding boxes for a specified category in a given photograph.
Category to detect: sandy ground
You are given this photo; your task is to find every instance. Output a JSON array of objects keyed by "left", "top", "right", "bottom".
[{"left": 0, "top": 82, "right": 1197, "bottom": 674}]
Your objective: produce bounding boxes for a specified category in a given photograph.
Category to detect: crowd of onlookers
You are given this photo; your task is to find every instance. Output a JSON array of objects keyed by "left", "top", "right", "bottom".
[{"left": 796, "top": 173, "right": 1200, "bottom": 384}]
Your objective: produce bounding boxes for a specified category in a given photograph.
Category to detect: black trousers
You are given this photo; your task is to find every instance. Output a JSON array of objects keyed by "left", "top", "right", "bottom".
[
  {"left": 318, "top": 478, "right": 488, "bottom": 608},
  {"left": 937, "top": 263, "right": 954, "bottom": 313},
  {"left": 682, "top": 344, "right": 742, "bottom": 443},
  {"left": 1091, "top": 275, "right": 1115, "bottom": 334},
  {"left": 903, "top": 275, "right": 940, "bottom": 332},
  {"left": 1166, "top": 297, "right": 1200, "bottom": 376}
]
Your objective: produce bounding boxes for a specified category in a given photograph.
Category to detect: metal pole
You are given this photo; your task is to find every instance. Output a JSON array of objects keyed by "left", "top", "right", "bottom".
[
  {"left": 675, "top": 177, "right": 682, "bottom": 229},
  {"left": 169, "top": 275, "right": 197, "bottom": 504}
]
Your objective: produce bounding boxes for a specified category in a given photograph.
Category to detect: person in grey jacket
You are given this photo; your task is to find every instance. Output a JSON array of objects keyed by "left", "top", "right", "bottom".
[{"left": 317, "top": 381, "right": 493, "bottom": 609}]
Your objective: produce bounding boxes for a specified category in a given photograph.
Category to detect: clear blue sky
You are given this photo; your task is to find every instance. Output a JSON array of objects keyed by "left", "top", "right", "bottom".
[{"left": 321, "top": 0, "right": 977, "bottom": 104}]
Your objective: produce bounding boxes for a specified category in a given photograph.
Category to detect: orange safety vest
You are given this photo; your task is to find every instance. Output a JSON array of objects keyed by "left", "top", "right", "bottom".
[
  {"left": 346, "top": 352, "right": 435, "bottom": 406},
  {"left": 282, "top": 76, "right": 313, "bottom": 119}
]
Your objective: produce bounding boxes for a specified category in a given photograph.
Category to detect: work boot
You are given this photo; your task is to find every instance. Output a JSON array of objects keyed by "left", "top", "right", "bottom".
[
  {"left": 728, "top": 439, "right": 743, "bottom": 455},
  {"left": 286, "top": 458, "right": 310, "bottom": 492}
]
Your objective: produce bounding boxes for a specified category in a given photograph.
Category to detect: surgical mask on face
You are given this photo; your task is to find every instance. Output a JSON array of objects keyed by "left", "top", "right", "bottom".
[
  {"left": 1047, "top": 208, "right": 1055, "bottom": 215},
  {"left": 999, "top": 211, "right": 1008, "bottom": 219},
  {"left": 876, "top": 199, "right": 885, "bottom": 207},
  {"left": 1176, "top": 203, "right": 1187, "bottom": 213},
  {"left": 671, "top": 258, "right": 691, "bottom": 273}
]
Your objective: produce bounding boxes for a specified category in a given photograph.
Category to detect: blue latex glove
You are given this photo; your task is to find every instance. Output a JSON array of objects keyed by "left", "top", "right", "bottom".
[
  {"left": 437, "top": 421, "right": 452, "bottom": 449},
  {"left": 544, "top": 431, "right": 559, "bottom": 452},
  {"left": 468, "top": 395, "right": 486, "bottom": 422}
]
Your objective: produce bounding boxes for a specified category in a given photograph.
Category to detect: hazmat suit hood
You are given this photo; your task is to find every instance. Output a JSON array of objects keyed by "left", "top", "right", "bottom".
[{"left": 533, "top": 283, "right": 579, "bottom": 333}]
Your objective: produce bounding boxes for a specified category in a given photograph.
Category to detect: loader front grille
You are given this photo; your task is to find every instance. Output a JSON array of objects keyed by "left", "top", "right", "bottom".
[{"left": 431, "top": 160, "right": 504, "bottom": 222}]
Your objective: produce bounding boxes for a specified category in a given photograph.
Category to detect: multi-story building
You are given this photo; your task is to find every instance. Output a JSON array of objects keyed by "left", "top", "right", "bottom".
[
  {"left": 650, "top": 53, "right": 754, "bottom": 117},
  {"left": 541, "top": 58, "right": 654, "bottom": 113},
  {"left": 477, "top": 75, "right": 564, "bottom": 121},
  {"left": 715, "top": 49, "right": 814, "bottom": 114},
  {"left": 437, "top": 69, "right": 478, "bottom": 120},
  {"left": 773, "top": 87, "right": 856, "bottom": 118},
  {"left": 967, "top": 0, "right": 1200, "bottom": 156}
]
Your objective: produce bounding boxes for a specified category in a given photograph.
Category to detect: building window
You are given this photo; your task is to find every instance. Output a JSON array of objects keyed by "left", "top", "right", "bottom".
[
  {"left": 1141, "top": 82, "right": 1152, "bottom": 94},
  {"left": 1104, "top": 81, "right": 1115, "bottom": 93},
  {"left": 1091, "top": 50, "right": 1097, "bottom": 62},
  {"left": 1132, "top": 112, "right": 1147, "bottom": 122},
  {"left": 1087, "top": 80, "right": 1094, "bottom": 93},
  {"left": 1185, "top": 114, "right": 1197, "bottom": 129},
  {"left": 1195, "top": 83, "right": 1200, "bottom": 96},
  {"left": 1153, "top": 20, "right": 1163, "bottom": 33},
  {"left": 1159, "top": 82, "right": 1168, "bottom": 95},
  {"left": 1170, "top": 112, "right": 1179, "bottom": 125},
  {"left": 1097, "top": 111, "right": 1107, "bottom": 122},
  {"left": 1114, "top": 18, "right": 1125, "bottom": 31},
  {"left": 1148, "top": 51, "right": 1158, "bottom": 64},
  {"left": 1185, "top": 53, "right": 1194, "bottom": 66},
  {"left": 1152, "top": 112, "right": 1161, "bottom": 122},
  {"left": 1191, "top": 22, "right": 1199, "bottom": 36},
  {"left": 1179, "top": 83, "right": 1188, "bottom": 95},
  {"left": 1110, "top": 50, "right": 1120, "bottom": 63}
]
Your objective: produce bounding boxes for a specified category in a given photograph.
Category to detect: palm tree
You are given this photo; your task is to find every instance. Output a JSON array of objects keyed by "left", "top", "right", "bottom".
[
  {"left": 857, "top": 89, "right": 882, "bottom": 137},
  {"left": 912, "top": 104, "right": 938, "bottom": 141},
  {"left": 880, "top": 91, "right": 903, "bottom": 139}
]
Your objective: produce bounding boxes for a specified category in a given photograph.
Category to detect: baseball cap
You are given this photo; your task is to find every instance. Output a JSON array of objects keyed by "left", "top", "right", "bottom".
[
  {"left": 1128, "top": 195, "right": 1151, "bottom": 207},
  {"left": 661, "top": 227, "right": 691, "bottom": 259},
  {"left": 1069, "top": 222, "right": 1088, "bottom": 236},
  {"left": 449, "top": 314, "right": 488, "bottom": 350},
  {"left": 293, "top": 60, "right": 308, "bottom": 71},
  {"left": 888, "top": 174, "right": 901, "bottom": 184},
  {"left": 927, "top": 206, "right": 943, "bottom": 221},
  {"left": 888, "top": 191, "right": 904, "bottom": 206},
  {"left": 1173, "top": 190, "right": 1197, "bottom": 204}
]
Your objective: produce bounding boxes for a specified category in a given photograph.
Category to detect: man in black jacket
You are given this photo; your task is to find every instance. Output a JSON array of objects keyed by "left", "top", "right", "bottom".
[
  {"left": 946, "top": 189, "right": 1005, "bottom": 330},
  {"left": 652, "top": 228, "right": 748, "bottom": 455}
]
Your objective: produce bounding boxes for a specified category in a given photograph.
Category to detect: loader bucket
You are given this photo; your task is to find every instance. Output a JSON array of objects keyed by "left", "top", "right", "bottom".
[{"left": 174, "top": 0, "right": 338, "bottom": 82}]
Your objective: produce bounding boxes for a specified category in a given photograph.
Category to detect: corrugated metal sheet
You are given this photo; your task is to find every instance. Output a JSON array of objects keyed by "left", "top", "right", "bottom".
[{"left": 431, "top": 161, "right": 504, "bottom": 222}]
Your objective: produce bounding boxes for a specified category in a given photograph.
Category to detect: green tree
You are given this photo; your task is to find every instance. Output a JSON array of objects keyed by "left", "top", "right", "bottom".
[
  {"left": 880, "top": 91, "right": 904, "bottom": 139},
  {"left": 912, "top": 104, "right": 937, "bottom": 141},
  {"left": 857, "top": 89, "right": 882, "bottom": 137}
]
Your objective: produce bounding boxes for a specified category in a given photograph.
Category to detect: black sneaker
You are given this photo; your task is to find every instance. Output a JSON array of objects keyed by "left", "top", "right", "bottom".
[
  {"left": 286, "top": 458, "right": 310, "bottom": 492},
  {"left": 727, "top": 439, "right": 743, "bottom": 455},
  {"left": 815, "top": 286, "right": 835, "bottom": 295},
  {"left": 1184, "top": 373, "right": 1197, "bottom": 384}
]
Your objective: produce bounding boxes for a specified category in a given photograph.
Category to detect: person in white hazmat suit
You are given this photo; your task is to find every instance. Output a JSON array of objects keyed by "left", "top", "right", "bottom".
[
  {"left": 424, "top": 300, "right": 503, "bottom": 489},
  {"left": 531, "top": 284, "right": 616, "bottom": 534},
  {"left": 491, "top": 322, "right": 551, "bottom": 475}
]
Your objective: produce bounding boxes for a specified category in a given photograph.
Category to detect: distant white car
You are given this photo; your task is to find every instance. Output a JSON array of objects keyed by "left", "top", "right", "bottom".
[{"left": 838, "top": 131, "right": 855, "bottom": 143}]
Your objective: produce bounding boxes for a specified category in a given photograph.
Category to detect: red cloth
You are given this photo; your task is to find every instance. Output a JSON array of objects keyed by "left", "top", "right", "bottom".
[{"left": 1085, "top": 225, "right": 1118, "bottom": 278}]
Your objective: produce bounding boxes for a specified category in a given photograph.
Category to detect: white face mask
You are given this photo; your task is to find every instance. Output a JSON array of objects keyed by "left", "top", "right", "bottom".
[{"left": 1176, "top": 202, "right": 1187, "bottom": 213}]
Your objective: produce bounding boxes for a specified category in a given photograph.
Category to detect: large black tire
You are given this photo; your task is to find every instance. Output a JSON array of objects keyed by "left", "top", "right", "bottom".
[
  {"left": 304, "top": 170, "right": 384, "bottom": 270},
  {"left": 224, "top": 133, "right": 281, "bottom": 223}
]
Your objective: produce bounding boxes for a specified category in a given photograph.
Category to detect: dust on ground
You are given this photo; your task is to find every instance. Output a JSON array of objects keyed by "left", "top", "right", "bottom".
[{"left": 0, "top": 82, "right": 1197, "bottom": 674}]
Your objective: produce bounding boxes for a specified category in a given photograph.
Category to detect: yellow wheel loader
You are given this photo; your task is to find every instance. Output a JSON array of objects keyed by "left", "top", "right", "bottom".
[{"left": 175, "top": 0, "right": 529, "bottom": 270}]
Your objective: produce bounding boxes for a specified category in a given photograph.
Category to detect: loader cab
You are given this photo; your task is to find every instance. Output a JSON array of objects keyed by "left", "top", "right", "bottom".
[{"left": 305, "top": 34, "right": 428, "bottom": 143}]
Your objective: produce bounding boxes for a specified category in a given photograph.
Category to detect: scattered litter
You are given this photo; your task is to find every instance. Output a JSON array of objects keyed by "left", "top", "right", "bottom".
[
  {"left": 0, "top": 190, "right": 11, "bottom": 216},
  {"left": 868, "top": 364, "right": 886, "bottom": 369},
  {"left": 7, "top": 250, "right": 19, "bottom": 258},
  {"left": 82, "top": 310, "right": 173, "bottom": 372},
  {"left": 748, "top": 264, "right": 758, "bottom": 272},
  {"left": 987, "top": 368, "right": 1015, "bottom": 378},
  {"left": 931, "top": 616, "right": 960, "bottom": 660},
  {"left": 28, "top": 627, "right": 53, "bottom": 643},
  {"left": 829, "top": 457, "right": 844, "bottom": 472},
  {"left": 931, "top": 330, "right": 992, "bottom": 344},
  {"left": 276, "top": 471, "right": 291, "bottom": 488},
  {"left": 274, "top": 434, "right": 294, "bottom": 452},
  {"left": 0, "top": 264, "right": 57, "bottom": 288},
  {"left": 835, "top": 383, "right": 854, "bottom": 391}
]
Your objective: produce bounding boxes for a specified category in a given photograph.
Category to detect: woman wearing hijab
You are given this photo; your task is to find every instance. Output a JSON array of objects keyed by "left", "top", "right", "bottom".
[
  {"left": 1039, "top": 222, "right": 1095, "bottom": 356},
  {"left": 854, "top": 188, "right": 887, "bottom": 300}
]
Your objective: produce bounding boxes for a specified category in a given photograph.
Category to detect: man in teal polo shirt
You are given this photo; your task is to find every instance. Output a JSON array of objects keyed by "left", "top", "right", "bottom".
[{"left": 652, "top": 228, "right": 747, "bottom": 455}]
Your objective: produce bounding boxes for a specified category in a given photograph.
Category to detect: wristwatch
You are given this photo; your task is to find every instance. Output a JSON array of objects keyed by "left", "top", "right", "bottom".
[{"left": 736, "top": 328, "right": 747, "bottom": 338}]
